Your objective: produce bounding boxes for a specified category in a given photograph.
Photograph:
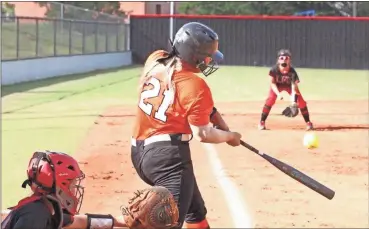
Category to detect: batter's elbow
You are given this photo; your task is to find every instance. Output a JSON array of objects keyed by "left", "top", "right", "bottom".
[
  {"left": 193, "top": 131, "right": 207, "bottom": 142},
  {"left": 190, "top": 124, "right": 210, "bottom": 142}
]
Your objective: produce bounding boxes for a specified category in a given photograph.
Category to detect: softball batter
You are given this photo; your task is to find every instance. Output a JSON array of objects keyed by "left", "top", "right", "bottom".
[{"left": 131, "top": 22, "right": 241, "bottom": 229}]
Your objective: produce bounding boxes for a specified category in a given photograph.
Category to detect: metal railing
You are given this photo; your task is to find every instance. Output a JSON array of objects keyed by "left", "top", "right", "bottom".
[{"left": 1, "top": 16, "right": 129, "bottom": 61}]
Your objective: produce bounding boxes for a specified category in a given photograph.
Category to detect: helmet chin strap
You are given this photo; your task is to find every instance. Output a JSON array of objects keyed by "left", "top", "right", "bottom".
[{"left": 21, "top": 179, "right": 31, "bottom": 188}]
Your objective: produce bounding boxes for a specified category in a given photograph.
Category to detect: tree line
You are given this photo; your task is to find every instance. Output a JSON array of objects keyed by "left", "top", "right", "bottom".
[
  {"left": 6, "top": 1, "right": 369, "bottom": 21},
  {"left": 38, "top": 1, "right": 367, "bottom": 18},
  {"left": 178, "top": 2, "right": 369, "bottom": 17}
]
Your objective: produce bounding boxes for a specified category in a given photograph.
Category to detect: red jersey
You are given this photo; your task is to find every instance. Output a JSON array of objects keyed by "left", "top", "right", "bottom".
[{"left": 132, "top": 50, "right": 214, "bottom": 140}]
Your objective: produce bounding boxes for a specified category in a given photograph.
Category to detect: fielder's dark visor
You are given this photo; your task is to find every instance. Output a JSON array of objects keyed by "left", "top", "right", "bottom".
[
  {"left": 211, "top": 50, "right": 224, "bottom": 63},
  {"left": 200, "top": 50, "right": 224, "bottom": 76}
]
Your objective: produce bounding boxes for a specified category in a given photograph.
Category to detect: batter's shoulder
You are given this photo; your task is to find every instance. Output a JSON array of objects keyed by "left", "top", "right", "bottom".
[
  {"left": 176, "top": 73, "right": 211, "bottom": 96},
  {"left": 188, "top": 73, "right": 210, "bottom": 90}
]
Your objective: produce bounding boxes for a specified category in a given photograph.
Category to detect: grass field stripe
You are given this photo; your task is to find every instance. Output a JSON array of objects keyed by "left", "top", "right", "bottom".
[{"left": 202, "top": 143, "right": 254, "bottom": 228}]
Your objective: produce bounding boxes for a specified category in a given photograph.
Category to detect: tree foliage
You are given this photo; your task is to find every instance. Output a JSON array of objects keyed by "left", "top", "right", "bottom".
[
  {"left": 1, "top": 2, "right": 15, "bottom": 15},
  {"left": 178, "top": 1, "right": 369, "bottom": 17},
  {"left": 36, "top": 1, "right": 125, "bottom": 21}
]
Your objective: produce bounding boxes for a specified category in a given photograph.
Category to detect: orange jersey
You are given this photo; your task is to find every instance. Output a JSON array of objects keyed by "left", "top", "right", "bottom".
[{"left": 132, "top": 50, "right": 214, "bottom": 140}]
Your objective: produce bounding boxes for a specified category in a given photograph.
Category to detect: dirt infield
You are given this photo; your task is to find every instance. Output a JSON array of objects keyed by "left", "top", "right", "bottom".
[{"left": 76, "top": 100, "right": 368, "bottom": 228}]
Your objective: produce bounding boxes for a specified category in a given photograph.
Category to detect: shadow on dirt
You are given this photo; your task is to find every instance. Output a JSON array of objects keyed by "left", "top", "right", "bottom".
[{"left": 314, "top": 125, "right": 369, "bottom": 131}]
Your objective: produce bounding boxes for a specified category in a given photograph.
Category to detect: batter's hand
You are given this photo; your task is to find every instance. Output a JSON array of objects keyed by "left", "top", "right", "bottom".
[
  {"left": 227, "top": 132, "right": 242, "bottom": 147},
  {"left": 277, "top": 93, "right": 283, "bottom": 100}
]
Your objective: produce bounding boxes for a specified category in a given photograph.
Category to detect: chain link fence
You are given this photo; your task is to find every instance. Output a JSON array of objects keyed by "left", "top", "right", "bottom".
[
  {"left": 1, "top": 2, "right": 129, "bottom": 61},
  {"left": 46, "top": 2, "right": 126, "bottom": 23}
]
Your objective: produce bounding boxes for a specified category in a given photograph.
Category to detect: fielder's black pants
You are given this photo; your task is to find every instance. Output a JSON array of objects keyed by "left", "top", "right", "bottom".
[{"left": 131, "top": 134, "right": 207, "bottom": 228}]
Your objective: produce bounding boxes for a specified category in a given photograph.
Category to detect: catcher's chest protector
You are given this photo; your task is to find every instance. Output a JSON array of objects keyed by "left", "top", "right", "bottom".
[{"left": 1, "top": 195, "right": 63, "bottom": 229}]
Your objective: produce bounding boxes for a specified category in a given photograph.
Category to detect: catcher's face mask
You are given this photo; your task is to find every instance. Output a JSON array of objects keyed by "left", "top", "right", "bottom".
[
  {"left": 278, "top": 56, "right": 291, "bottom": 74},
  {"left": 278, "top": 55, "right": 291, "bottom": 68}
]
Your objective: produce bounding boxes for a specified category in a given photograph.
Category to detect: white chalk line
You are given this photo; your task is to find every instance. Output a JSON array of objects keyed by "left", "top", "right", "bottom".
[{"left": 202, "top": 143, "right": 254, "bottom": 228}]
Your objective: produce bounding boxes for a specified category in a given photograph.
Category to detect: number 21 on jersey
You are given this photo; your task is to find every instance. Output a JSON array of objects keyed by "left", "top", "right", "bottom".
[{"left": 138, "top": 77, "right": 172, "bottom": 122}]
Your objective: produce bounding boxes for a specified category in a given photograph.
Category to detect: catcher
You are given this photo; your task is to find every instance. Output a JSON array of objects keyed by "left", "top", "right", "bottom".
[
  {"left": 258, "top": 49, "right": 314, "bottom": 131},
  {"left": 1, "top": 150, "right": 179, "bottom": 229}
]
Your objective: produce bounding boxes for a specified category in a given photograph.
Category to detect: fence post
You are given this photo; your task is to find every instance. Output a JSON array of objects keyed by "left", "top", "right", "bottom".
[
  {"left": 16, "top": 17, "right": 19, "bottom": 59},
  {"left": 82, "top": 22, "right": 86, "bottom": 54},
  {"left": 53, "top": 19, "right": 57, "bottom": 56},
  {"left": 124, "top": 23, "right": 130, "bottom": 51},
  {"left": 105, "top": 24, "right": 108, "bottom": 52},
  {"left": 60, "top": 3, "right": 64, "bottom": 19},
  {"left": 115, "top": 24, "right": 119, "bottom": 51},
  {"left": 95, "top": 22, "right": 98, "bottom": 52},
  {"left": 68, "top": 21, "right": 72, "bottom": 55},
  {"left": 35, "top": 18, "right": 39, "bottom": 57}
]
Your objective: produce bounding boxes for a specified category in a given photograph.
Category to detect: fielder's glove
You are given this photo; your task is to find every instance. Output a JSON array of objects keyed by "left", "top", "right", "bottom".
[
  {"left": 282, "top": 102, "right": 299, "bottom": 118},
  {"left": 121, "top": 186, "right": 179, "bottom": 229}
]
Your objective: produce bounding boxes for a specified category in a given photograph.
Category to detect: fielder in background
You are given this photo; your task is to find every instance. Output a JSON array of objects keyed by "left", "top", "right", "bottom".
[
  {"left": 131, "top": 22, "right": 241, "bottom": 229},
  {"left": 1, "top": 150, "right": 179, "bottom": 229},
  {"left": 258, "top": 49, "right": 314, "bottom": 131}
]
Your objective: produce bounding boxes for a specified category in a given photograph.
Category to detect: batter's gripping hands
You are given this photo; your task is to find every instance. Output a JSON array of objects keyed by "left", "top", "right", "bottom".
[{"left": 121, "top": 186, "right": 179, "bottom": 229}]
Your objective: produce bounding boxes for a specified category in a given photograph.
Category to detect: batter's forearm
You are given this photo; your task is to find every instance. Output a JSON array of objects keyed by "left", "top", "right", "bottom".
[
  {"left": 190, "top": 124, "right": 233, "bottom": 144},
  {"left": 200, "top": 127, "right": 234, "bottom": 143},
  {"left": 210, "top": 110, "right": 230, "bottom": 131}
]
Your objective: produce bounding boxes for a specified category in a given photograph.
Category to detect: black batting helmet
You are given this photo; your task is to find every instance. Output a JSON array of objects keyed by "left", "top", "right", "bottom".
[
  {"left": 277, "top": 49, "right": 292, "bottom": 57},
  {"left": 171, "top": 22, "right": 223, "bottom": 76}
]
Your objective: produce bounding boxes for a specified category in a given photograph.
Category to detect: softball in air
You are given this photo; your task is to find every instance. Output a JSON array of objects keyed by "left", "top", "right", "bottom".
[{"left": 303, "top": 132, "right": 319, "bottom": 149}]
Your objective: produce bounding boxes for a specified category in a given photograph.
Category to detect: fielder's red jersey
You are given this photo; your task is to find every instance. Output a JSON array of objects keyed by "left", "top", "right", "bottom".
[{"left": 132, "top": 50, "right": 214, "bottom": 140}]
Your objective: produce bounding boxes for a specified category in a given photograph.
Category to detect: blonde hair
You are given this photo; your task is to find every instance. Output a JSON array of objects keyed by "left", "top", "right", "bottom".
[{"left": 138, "top": 55, "right": 180, "bottom": 105}]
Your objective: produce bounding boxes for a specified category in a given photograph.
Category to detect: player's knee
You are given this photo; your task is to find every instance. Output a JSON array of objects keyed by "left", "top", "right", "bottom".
[
  {"left": 184, "top": 206, "right": 208, "bottom": 228},
  {"left": 184, "top": 218, "right": 210, "bottom": 229}
]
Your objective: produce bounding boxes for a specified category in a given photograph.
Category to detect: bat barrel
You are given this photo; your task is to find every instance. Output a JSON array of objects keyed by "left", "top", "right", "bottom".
[
  {"left": 240, "top": 140, "right": 335, "bottom": 200},
  {"left": 263, "top": 153, "right": 335, "bottom": 200}
]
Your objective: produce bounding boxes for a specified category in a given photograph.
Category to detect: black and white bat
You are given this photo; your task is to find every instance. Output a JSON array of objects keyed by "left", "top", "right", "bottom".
[{"left": 240, "top": 140, "right": 335, "bottom": 200}]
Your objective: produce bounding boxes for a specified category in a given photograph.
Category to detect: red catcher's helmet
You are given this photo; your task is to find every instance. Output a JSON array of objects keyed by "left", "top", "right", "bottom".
[{"left": 22, "top": 151, "right": 85, "bottom": 215}]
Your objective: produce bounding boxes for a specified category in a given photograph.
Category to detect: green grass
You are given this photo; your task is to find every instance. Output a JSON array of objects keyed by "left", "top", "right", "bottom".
[
  {"left": 1, "top": 66, "right": 141, "bottom": 208},
  {"left": 2, "top": 66, "right": 368, "bottom": 208},
  {"left": 1, "top": 20, "right": 126, "bottom": 60},
  {"left": 206, "top": 66, "right": 369, "bottom": 101}
]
